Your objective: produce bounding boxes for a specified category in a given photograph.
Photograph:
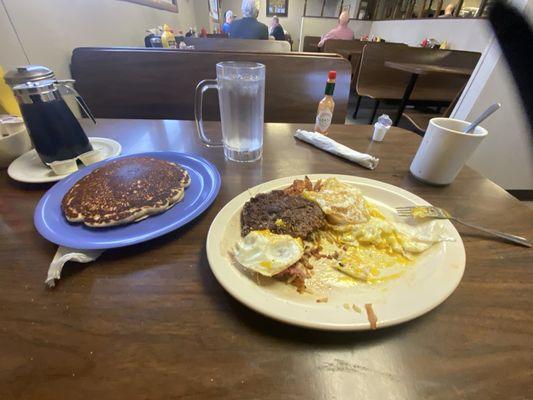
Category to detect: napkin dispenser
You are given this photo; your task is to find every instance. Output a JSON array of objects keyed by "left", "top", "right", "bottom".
[{"left": 6, "top": 65, "right": 95, "bottom": 165}]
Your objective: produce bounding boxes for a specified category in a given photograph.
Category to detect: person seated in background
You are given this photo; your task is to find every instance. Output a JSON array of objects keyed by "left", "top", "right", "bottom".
[
  {"left": 229, "top": 0, "right": 268, "bottom": 40},
  {"left": 269, "top": 16, "right": 286, "bottom": 41},
  {"left": 439, "top": 4, "right": 456, "bottom": 17},
  {"left": 317, "top": 11, "right": 354, "bottom": 47},
  {"left": 222, "top": 10, "right": 235, "bottom": 34}
]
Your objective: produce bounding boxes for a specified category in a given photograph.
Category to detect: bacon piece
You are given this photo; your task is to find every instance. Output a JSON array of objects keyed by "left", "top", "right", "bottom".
[
  {"left": 365, "top": 303, "right": 378, "bottom": 330},
  {"left": 283, "top": 176, "right": 314, "bottom": 196}
]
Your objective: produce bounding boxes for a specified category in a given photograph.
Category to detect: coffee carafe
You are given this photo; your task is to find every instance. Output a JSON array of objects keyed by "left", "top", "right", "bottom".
[{"left": 5, "top": 66, "right": 95, "bottom": 165}]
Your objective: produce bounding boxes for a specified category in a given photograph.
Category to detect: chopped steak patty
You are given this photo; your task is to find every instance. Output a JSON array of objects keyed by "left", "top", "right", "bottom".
[{"left": 241, "top": 190, "right": 326, "bottom": 238}]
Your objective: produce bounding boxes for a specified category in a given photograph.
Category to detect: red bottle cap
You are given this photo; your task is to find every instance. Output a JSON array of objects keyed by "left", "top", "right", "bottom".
[{"left": 328, "top": 71, "right": 337, "bottom": 80}]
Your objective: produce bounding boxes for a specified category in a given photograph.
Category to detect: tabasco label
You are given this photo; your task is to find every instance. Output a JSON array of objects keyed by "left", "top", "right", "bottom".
[{"left": 315, "top": 110, "right": 333, "bottom": 134}]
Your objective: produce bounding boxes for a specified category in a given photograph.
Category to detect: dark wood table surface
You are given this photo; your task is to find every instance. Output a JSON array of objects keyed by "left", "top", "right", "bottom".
[{"left": 1, "top": 120, "right": 532, "bottom": 400}]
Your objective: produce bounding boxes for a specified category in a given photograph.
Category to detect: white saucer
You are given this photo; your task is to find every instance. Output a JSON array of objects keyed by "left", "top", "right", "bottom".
[{"left": 7, "top": 137, "right": 122, "bottom": 183}]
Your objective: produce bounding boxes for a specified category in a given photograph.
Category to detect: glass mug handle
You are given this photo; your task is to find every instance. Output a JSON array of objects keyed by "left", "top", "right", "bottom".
[{"left": 194, "top": 79, "right": 223, "bottom": 147}]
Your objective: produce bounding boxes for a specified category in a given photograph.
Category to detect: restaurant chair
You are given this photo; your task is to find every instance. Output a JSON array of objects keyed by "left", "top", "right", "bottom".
[
  {"left": 302, "top": 36, "right": 321, "bottom": 52},
  {"left": 403, "top": 94, "right": 460, "bottom": 135},
  {"left": 324, "top": 40, "right": 408, "bottom": 102}
]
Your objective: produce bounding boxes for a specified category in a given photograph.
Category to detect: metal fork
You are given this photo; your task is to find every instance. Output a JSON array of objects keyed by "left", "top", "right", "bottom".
[{"left": 396, "top": 206, "right": 532, "bottom": 248}]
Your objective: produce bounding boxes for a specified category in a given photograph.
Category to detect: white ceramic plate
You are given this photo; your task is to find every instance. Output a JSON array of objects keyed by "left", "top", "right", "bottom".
[
  {"left": 206, "top": 175, "right": 465, "bottom": 331},
  {"left": 7, "top": 137, "right": 121, "bottom": 183}
]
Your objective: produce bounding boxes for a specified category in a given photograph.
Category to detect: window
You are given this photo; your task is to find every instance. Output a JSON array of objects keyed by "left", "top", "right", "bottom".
[
  {"left": 304, "top": 0, "right": 344, "bottom": 17},
  {"left": 121, "top": 0, "right": 178, "bottom": 13},
  {"left": 303, "top": 0, "right": 494, "bottom": 19}
]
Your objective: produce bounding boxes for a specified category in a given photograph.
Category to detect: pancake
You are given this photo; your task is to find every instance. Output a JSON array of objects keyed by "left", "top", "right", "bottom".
[{"left": 62, "top": 156, "right": 190, "bottom": 228}]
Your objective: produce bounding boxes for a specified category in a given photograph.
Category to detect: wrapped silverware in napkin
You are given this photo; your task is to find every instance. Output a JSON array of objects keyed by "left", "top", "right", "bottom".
[
  {"left": 45, "top": 247, "right": 104, "bottom": 288},
  {"left": 294, "top": 130, "right": 379, "bottom": 170}
]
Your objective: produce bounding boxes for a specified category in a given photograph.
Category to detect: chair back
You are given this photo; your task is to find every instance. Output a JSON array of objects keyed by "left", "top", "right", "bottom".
[
  {"left": 206, "top": 33, "right": 229, "bottom": 38},
  {"left": 71, "top": 47, "right": 351, "bottom": 124},
  {"left": 323, "top": 39, "right": 366, "bottom": 59},
  {"left": 303, "top": 36, "right": 321, "bottom": 52}
]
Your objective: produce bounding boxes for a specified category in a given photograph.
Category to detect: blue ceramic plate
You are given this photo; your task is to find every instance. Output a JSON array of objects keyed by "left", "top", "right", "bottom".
[{"left": 34, "top": 152, "right": 221, "bottom": 250}]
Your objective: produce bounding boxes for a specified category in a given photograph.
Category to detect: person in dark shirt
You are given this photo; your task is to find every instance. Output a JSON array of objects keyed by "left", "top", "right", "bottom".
[
  {"left": 229, "top": 0, "right": 268, "bottom": 40},
  {"left": 269, "top": 16, "right": 286, "bottom": 41}
]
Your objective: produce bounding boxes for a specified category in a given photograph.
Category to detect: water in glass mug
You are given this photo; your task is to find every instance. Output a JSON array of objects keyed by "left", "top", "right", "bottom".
[{"left": 218, "top": 73, "right": 264, "bottom": 162}]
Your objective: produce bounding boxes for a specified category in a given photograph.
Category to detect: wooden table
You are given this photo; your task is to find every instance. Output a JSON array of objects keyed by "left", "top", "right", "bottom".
[
  {"left": 1, "top": 120, "right": 532, "bottom": 400},
  {"left": 385, "top": 61, "right": 473, "bottom": 126}
]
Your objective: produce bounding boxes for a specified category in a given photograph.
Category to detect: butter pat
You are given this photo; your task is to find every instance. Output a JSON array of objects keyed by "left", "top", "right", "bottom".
[
  {"left": 79, "top": 149, "right": 104, "bottom": 166},
  {"left": 49, "top": 159, "right": 78, "bottom": 175}
]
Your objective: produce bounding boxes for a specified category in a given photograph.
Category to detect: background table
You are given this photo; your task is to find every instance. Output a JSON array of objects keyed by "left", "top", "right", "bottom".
[
  {"left": 385, "top": 61, "right": 473, "bottom": 126},
  {"left": 1, "top": 120, "right": 532, "bottom": 400}
]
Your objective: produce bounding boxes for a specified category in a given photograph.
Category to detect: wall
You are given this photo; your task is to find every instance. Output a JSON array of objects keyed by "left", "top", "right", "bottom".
[
  {"left": 459, "top": 60, "right": 533, "bottom": 189},
  {"left": 452, "top": 0, "right": 533, "bottom": 190},
  {"left": 0, "top": 1, "right": 28, "bottom": 70},
  {"left": 193, "top": 0, "right": 211, "bottom": 31},
  {"left": 369, "top": 18, "right": 492, "bottom": 51},
  {"left": 0, "top": 0, "right": 197, "bottom": 78}
]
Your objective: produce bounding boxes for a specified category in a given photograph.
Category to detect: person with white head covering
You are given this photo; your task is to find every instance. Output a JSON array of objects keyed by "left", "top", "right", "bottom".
[
  {"left": 222, "top": 10, "right": 235, "bottom": 34},
  {"left": 317, "top": 10, "right": 355, "bottom": 47},
  {"left": 229, "top": 0, "right": 268, "bottom": 40}
]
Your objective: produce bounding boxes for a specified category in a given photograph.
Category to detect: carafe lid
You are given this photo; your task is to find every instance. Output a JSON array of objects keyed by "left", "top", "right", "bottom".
[
  {"left": 12, "top": 79, "right": 56, "bottom": 94},
  {"left": 4, "top": 65, "right": 55, "bottom": 86}
]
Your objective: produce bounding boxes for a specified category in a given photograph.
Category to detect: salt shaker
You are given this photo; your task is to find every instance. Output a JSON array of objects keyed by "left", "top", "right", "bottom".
[{"left": 372, "top": 114, "right": 392, "bottom": 142}]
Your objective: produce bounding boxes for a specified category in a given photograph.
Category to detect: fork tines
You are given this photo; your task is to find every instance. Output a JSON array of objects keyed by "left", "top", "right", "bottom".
[{"left": 395, "top": 207, "right": 414, "bottom": 217}]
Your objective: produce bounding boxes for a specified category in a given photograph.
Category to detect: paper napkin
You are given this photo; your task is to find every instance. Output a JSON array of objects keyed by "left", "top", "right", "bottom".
[
  {"left": 294, "top": 129, "right": 379, "bottom": 170},
  {"left": 45, "top": 246, "right": 104, "bottom": 288}
]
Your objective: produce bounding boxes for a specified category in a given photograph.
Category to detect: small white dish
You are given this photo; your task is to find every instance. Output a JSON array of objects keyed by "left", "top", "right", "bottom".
[
  {"left": 0, "top": 125, "right": 32, "bottom": 168},
  {"left": 0, "top": 115, "right": 25, "bottom": 136},
  {"left": 7, "top": 137, "right": 121, "bottom": 183}
]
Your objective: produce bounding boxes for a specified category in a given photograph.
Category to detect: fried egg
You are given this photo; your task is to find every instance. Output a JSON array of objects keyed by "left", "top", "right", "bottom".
[
  {"left": 302, "top": 178, "right": 370, "bottom": 225},
  {"left": 233, "top": 230, "right": 304, "bottom": 277}
]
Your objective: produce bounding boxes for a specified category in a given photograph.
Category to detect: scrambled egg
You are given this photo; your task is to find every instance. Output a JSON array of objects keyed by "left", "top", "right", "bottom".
[{"left": 305, "top": 179, "right": 445, "bottom": 284}]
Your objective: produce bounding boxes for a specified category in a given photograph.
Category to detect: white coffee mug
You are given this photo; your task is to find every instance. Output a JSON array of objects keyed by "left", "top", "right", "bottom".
[{"left": 410, "top": 118, "right": 487, "bottom": 185}]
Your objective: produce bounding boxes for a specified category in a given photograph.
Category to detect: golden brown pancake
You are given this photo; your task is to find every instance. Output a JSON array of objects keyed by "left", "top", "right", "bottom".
[{"left": 62, "top": 156, "right": 190, "bottom": 228}]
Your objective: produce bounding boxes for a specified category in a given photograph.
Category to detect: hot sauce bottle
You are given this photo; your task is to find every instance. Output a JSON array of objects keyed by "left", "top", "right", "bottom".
[{"left": 314, "top": 70, "right": 336, "bottom": 135}]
